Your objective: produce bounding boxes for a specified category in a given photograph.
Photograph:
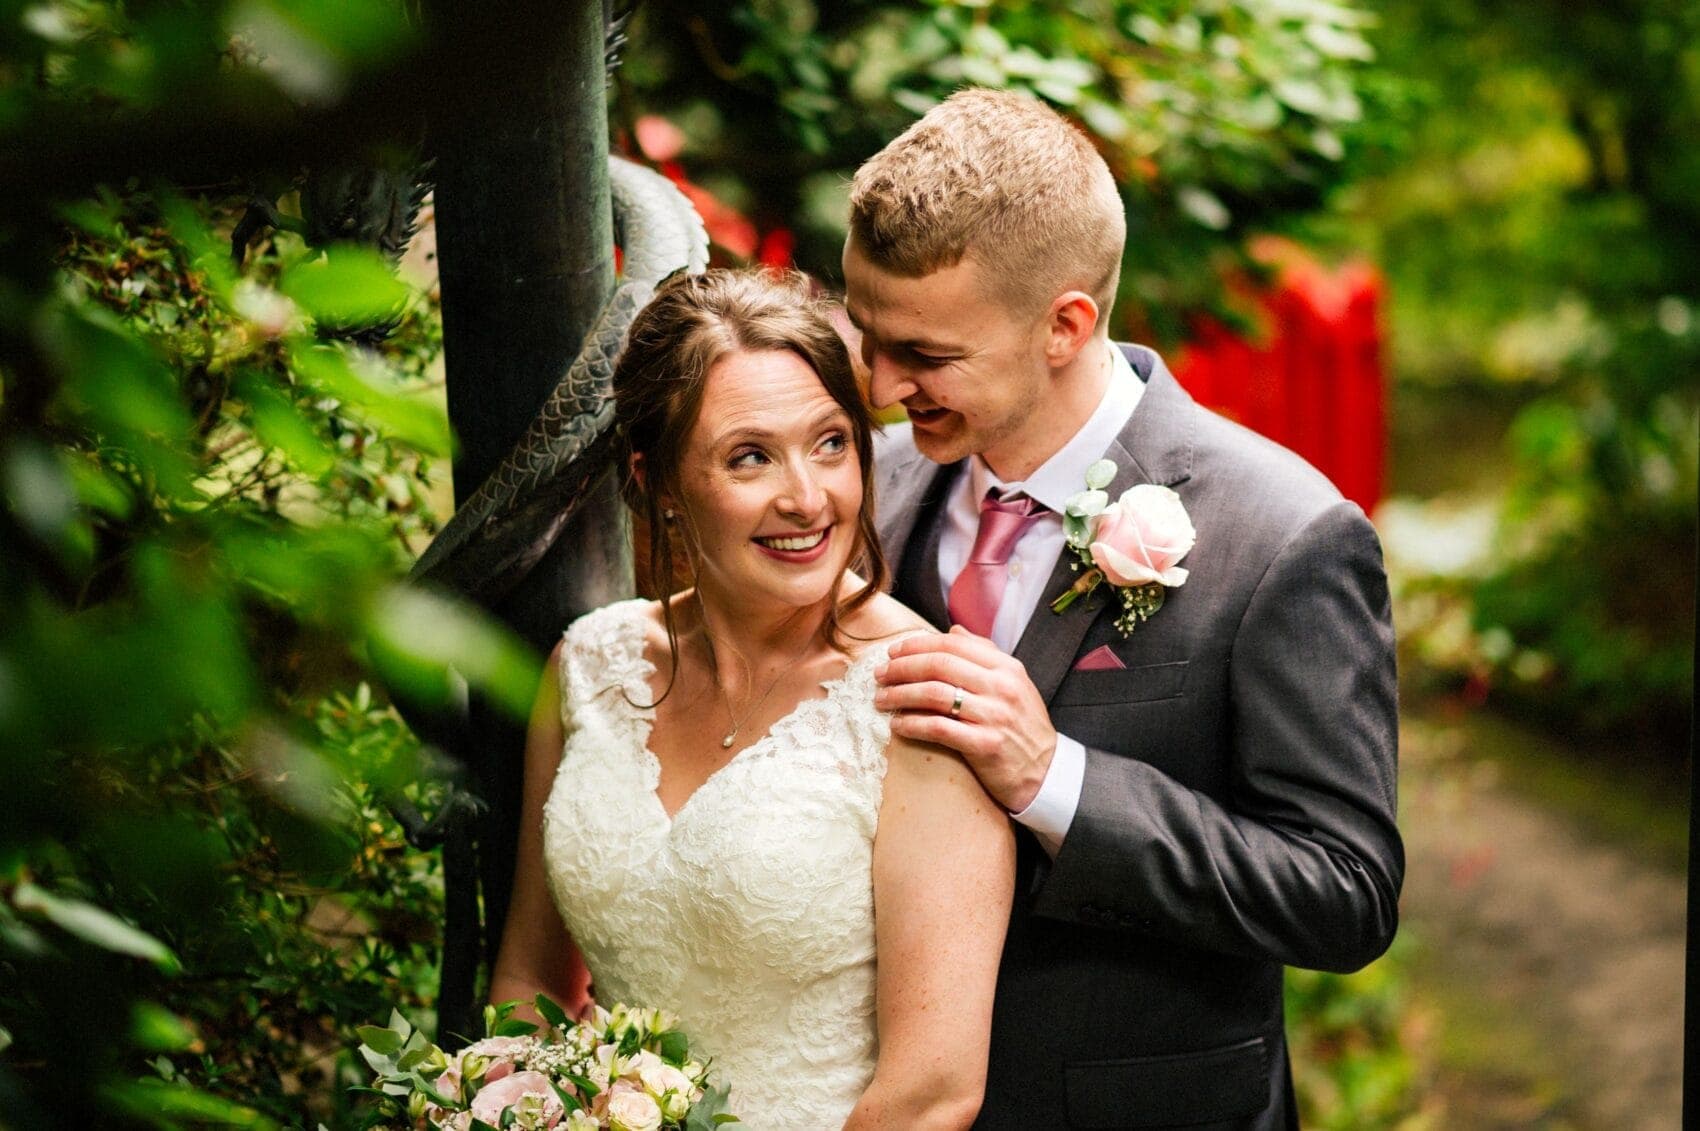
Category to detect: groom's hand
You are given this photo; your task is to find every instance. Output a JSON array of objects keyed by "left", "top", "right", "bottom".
[{"left": 873, "top": 625, "right": 1057, "bottom": 813}]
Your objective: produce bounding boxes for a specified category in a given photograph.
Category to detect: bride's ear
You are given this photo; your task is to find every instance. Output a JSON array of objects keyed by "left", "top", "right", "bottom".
[{"left": 630, "top": 452, "right": 682, "bottom": 521}]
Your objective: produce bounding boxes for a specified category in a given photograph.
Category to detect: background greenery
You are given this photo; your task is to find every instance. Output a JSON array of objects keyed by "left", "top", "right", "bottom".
[{"left": 0, "top": 0, "right": 1689, "bottom": 1128}]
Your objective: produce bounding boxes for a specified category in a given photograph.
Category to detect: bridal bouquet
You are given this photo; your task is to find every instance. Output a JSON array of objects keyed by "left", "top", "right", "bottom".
[{"left": 355, "top": 996, "right": 742, "bottom": 1131}]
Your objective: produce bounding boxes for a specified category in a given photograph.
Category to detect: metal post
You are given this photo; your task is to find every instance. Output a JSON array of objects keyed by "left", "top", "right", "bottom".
[{"left": 424, "top": 0, "right": 629, "bottom": 1045}]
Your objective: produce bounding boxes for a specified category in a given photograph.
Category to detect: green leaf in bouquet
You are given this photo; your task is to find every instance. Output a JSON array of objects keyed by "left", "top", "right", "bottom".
[
  {"left": 358, "top": 1025, "right": 404, "bottom": 1056},
  {"left": 617, "top": 1024, "right": 642, "bottom": 1058},
  {"left": 500, "top": 1106, "right": 518, "bottom": 1128},
  {"left": 470, "top": 1120, "right": 501, "bottom": 1131},
  {"left": 533, "top": 992, "right": 569, "bottom": 1028},
  {"left": 389, "top": 1008, "right": 414, "bottom": 1038},
  {"left": 563, "top": 1072, "right": 600, "bottom": 1100},
  {"left": 396, "top": 1046, "right": 431, "bottom": 1071},
  {"left": 357, "top": 1043, "right": 396, "bottom": 1075},
  {"left": 493, "top": 1018, "right": 539, "bottom": 1037},
  {"left": 656, "top": 1028, "right": 690, "bottom": 1065},
  {"left": 549, "top": 1078, "right": 584, "bottom": 1114},
  {"left": 406, "top": 1071, "right": 460, "bottom": 1109},
  {"left": 683, "top": 1081, "right": 740, "bottom": 1131}
]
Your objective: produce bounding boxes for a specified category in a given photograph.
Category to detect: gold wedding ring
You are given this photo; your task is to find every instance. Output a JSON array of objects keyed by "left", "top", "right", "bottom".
[{"left": 949, "top": 685, "right": 966, "bottom": 718}]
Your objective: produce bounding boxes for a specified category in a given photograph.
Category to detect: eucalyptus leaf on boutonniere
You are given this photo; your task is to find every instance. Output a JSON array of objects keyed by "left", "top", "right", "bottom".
[{"left": 1051, "top": 459, "right": 1196, "bottom": 636}]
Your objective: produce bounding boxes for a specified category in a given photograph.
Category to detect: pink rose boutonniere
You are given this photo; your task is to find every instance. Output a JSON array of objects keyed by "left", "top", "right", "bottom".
[{"left": 1050, "top": 459, "right": 1196, "bottom": 635}]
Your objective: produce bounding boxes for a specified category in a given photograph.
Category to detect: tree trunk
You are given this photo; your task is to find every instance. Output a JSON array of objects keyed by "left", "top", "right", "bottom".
[{"left": 425, "top": 0, "right": 628, "bottom": 1044}]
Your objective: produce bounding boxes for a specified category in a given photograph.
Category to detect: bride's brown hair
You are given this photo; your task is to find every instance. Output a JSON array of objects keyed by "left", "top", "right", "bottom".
[{"left": 612, "top": 268, "right": 889, "bottom": 685}]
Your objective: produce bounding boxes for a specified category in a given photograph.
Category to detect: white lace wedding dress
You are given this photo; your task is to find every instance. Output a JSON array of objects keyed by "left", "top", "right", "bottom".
[{"left": 540, "top": 599, "right": 906, "bottom": 1129}]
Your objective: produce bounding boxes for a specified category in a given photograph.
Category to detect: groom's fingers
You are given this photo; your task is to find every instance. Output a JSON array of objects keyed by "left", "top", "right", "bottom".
[
  {"left": 887, "top": 711, "right": 994, "bottom": 759},
  {"left": 875, "top": 650, "right": 992, "bottom": 697},
  {"left": 886, "top": 625, "right": 1008, "bottom": 669},
  {"left": 875, "top": 679, "right": 980, "bottom": 719}
]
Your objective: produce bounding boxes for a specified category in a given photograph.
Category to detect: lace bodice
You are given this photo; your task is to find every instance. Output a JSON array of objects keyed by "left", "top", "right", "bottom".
[{"left": 541, "top": 600, "right": 909, "bottom": 1129}]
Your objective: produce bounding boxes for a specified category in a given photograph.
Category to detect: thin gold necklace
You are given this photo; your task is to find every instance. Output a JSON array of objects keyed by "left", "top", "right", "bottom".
[{"left": 699, "top": 605, "right": 820, "bottom": 750}]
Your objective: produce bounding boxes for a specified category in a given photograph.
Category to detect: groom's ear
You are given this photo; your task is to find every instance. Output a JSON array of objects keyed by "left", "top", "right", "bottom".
[{"left": 1044, "top": 290, "right": 1102, "bottom": 369}]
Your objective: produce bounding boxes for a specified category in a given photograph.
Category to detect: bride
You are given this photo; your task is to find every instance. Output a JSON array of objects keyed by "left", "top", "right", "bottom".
[{"left": 489, "top": 269, "right": 1015, "bottom": 1129}]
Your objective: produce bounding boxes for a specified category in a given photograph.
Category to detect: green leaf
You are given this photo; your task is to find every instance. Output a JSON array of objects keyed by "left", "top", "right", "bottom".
[
  {"left": 683, "top": 1081, "right": 739, "bottom": 1131},
  {"left": 280, "top": 245, "right": 411, "bottom": 327},
  {"left": 533, "top": 992, "right": 569, "bottom": 1028},
  {"left": 563, "top": 1072, "right": 600, "bottom": 1100},
  {"left": 290, "top": 342, "right": 451, "bottom": 457},
  {"left": 363, "top": 585, "right": 542, "bottom": 721},
  {"left": 549, "top": 1078, "right": 583, "bottom": 1114},
  {"left": 656, "top": 1028, "right": 689, "bottom": 1065},
  {"left": 240, "top": 372, "right": 338, "bottom": 477},
  {"left": 355, "top": 1020, "right": 401, "bottom": 1047},
  {"left": 492, "top": 1018, "right": 539, "bottom": 1038},
  {"left": 103, "top": 1078, "right": 280, "bottom": 1129},
  {"left": 12, "top": 883, "right": 181, "bottom": 973},
  {"left": 130, "top": 1003, "right": 197, "bottom": 1052}
]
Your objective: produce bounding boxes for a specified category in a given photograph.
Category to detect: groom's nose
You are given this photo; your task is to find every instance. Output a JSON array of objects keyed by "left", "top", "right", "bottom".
[{"left": 865, "top": 347, "right": 918, "bottom": 410}]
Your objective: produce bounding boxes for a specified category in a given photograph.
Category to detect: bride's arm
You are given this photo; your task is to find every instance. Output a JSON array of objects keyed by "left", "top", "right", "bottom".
[
  {"left": 488, "top": 641, "right": 594, "bottom": 1025},
  {"left": 844, "top": 737, "right": 1016, "bottom": 1130}
]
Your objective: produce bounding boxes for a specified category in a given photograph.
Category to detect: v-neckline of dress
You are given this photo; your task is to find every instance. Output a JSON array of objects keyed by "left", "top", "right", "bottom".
[{"left": 622, "top": 613, "right": 864, "bottom": 827}]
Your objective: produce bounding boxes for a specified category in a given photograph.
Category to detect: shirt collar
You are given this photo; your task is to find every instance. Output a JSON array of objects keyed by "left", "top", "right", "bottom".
[{"left": 969, "top": 342, "right": 1145, "bottom": 512}]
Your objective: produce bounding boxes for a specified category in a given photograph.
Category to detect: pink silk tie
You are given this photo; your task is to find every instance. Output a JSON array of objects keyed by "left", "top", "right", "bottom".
[{"left": 948, "top": 491, "right": 1047, "bottom": 638}]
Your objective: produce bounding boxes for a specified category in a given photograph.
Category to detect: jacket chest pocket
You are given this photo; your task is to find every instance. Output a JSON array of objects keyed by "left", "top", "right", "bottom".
[{"left": 1051, "top": 660, "right": 1188, "bottom": 707}]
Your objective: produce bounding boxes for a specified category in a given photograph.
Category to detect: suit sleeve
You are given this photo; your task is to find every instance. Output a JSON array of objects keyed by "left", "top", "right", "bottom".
[{"left": 1029, "top": 501, "right": 1404, "bottom": 973}]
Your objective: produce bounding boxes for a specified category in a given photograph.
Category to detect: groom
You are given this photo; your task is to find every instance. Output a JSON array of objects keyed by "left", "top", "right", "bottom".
[{"left": 844, "top": 89, "right": 1403, "bottom": 1129}]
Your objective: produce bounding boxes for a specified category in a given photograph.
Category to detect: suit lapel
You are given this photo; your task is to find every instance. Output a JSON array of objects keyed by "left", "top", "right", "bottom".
[
  {"left": 874, "top": 425, "right": 937, "bottom": 563},
  {"left": 1011, "top": 346, "right": 1197, "bottom": 702},
  {"left": 875, "top": 424, "right": 960, "bottom": 631}
]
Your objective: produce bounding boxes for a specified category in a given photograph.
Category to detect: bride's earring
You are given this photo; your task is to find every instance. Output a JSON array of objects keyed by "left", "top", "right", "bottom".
[{"left": 663, "top": 508, "right": 676, "bottom": 521}]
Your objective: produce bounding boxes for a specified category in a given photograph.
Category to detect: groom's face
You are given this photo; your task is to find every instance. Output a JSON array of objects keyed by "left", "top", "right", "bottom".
[{"left": 842, "top": 238, "right": 1050, "bottom": 475}]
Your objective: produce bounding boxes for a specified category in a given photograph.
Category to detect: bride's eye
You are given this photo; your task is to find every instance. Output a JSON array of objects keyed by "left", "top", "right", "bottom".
[
  {"left": 817, "top": 431, "right": 849, "bottom": 456},
  {"left": 729, "top": 447, "right": 769, "bottom": 469}
]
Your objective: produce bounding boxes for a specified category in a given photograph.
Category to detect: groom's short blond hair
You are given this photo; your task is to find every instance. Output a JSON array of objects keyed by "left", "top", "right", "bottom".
[{"left": 848, "top": 87, "right": 1125, "bottom": 325}]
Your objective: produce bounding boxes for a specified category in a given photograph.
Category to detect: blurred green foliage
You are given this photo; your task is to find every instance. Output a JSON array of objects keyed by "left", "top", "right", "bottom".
[
  {"left": 1351, "top": 0, "right": 1698, "bottom": 749},
  {"left": 1286, "top": 941, "right": 1437, "bottom": 1129},
  {"left": 0, "top": 2, "right": 539, "bottom": 1126},
  {"left": 0, "top": 1, "right": 1429, "bottom": 1128},
  {"left": 616, "top": 0, "right": 1394, "bottom": 339}
]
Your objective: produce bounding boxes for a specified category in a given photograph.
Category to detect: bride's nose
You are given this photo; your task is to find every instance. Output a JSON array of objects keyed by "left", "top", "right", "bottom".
[{"left": 775, "top": 457, "right": 827, "bottom": 518}]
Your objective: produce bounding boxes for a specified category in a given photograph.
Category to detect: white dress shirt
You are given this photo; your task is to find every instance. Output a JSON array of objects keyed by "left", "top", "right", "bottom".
[{"left": 937, "top": 342, "right": 1144, "bottom": 857}]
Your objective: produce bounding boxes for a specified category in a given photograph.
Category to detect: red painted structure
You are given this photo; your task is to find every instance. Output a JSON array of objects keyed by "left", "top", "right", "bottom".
[{"left": 1173, "top": 243, "right": 1387, "bottom": 514}]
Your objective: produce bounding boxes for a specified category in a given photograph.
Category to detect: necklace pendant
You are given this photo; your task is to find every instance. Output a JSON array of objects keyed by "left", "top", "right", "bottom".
[{"left": 720, "top": 734, "right": 735, "bottom": 749}]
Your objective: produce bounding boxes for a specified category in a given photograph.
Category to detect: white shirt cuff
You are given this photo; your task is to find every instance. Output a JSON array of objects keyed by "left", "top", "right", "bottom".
[{"left": 1010, "top": 734, "right": 1086, "bottom": 859}]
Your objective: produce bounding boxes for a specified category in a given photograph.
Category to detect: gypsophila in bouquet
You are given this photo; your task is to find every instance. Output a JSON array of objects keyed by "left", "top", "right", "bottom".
[{"left": 354, "top": 995, "right": 743, "bottom": 1131}]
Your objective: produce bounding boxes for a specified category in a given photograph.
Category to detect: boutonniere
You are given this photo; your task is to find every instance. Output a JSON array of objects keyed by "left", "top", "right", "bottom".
[{"left": 1050, "top": 459, "right": 1196, "bottom": 636}]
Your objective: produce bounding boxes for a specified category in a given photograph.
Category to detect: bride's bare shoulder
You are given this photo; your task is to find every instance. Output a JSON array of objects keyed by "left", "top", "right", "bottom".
[{"left": 843, "top": 589, "right": 935, "bottom": 645}]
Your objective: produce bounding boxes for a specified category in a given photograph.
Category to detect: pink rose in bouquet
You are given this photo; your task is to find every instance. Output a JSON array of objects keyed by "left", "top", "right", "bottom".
[{"left": 469, "top": 1070, "right": 565, "bottom": 1127}]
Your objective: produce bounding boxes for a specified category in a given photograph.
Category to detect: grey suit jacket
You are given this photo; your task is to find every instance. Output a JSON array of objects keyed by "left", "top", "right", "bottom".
[{"left": 874, "top": 344, "right": 1403, "bottom": 1130}]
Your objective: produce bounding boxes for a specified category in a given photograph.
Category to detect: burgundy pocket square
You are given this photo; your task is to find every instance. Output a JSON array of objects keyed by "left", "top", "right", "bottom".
[{"left": 1074, "top": 645, "right": 1127, "bottom": 672}]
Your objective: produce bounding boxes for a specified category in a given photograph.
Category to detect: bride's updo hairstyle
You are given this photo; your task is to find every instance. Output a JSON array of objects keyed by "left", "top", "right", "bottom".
[{"left": 612, "top": 268, "right": 889, "bottom": 659}]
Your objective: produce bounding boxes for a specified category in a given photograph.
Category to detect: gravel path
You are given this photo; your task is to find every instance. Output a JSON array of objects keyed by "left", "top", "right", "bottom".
[{"left": 1399, "top": 710, "right": 1686, "bottom": 1129}]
